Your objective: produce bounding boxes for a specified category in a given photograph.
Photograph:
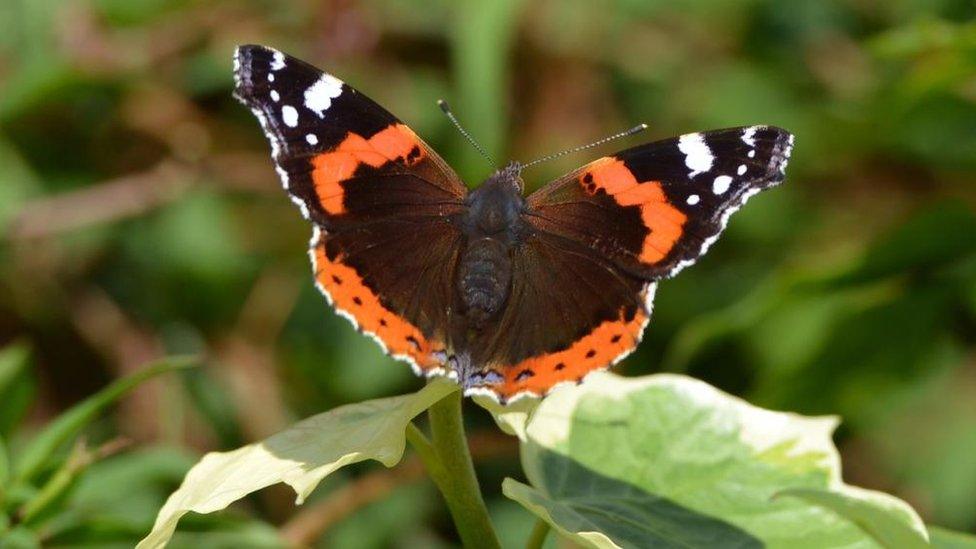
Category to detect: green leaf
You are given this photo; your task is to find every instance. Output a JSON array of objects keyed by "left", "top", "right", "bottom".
[
  {"left": 137, "top": 378, "right": 458, "bottom": 549},
  {"left": 0, "top": 343, "right": 31, "bottom": 396},
  {"left": 828, "top": 201, "right": 976, "bottom": 287},
  {"left": 930, "top": 526, "right": 976, "bottom": 549},
  {"left": 778, "top": 487, "right": 928, "bottom": 549},
  {"left": 13, "top": 356, "right": 196, "bottom": 484},
  {"left": 505, "top": 372, "right": 929, "bottom": 548},
  {"left": 451, "top": 0, "right": 523, "bottom": 181},
  {"left": 0, "top": 436, "right": 9, "bottom": 489},
  {"left": 0, "top": 526, "right": 41, "bottom": 548},
  {"left": 472, "top": 394, "right": 538, "bottom": 440},
  {"left": 0, "top": 342, "right": 34, "bottom": 438}
]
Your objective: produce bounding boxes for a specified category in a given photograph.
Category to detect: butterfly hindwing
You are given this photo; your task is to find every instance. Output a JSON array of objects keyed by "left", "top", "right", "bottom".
[
  {"left": 462, "top": 229, "right": 654, "bottom": 402},
  {"left": 526, "top": 126, "right": 794, "bottom": 279},
  {"left": 234, "top": 45, "right": 467, "bottom": 374}
]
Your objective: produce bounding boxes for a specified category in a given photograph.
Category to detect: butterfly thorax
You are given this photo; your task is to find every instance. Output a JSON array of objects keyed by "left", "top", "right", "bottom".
[{"left": 456, "top": 164, "right": 526, "bottom": 327}]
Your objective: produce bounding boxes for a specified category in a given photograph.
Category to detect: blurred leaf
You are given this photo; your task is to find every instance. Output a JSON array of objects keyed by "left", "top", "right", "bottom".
[
  {"left": 505, "top": 372, "right": 928, "bottom": 548},
  {"left": 0, "top": 343, "right": 31, "bottom": 399},
  {"left": 93, "top": 0, "right": 184, "bottom": 26},
  {"left": 0, "top": 136, "right": 41, "bottom": 234},
  {"left": 332, "top": 328, "right": 413, "bottom": 402},
  {"left": 19, "top": 440, "right": 93, "bottom": 526},
  {"left": 0, "top": 526, "right": 41, "bottom": 548},
  {"left": 0, "top": 436, "right": 9, "bottom": 498},
  {"left": 52, "top": 447, "right": 198, "bottom": 539},
  {"left": 167, "top": 514, "right": 284, "bottom": 549},
  {"left": 137, "top": 378, "right": 457, "bottom": 549},
  {"left": 181, "top": 369, "right": 245, "bottom": 449},
  {"left": 451, "top": 0, "right": 523, "bottom": 180},
  {"left": 0, "top": 343, "right": 35, "bottom": 438},
  {"left": 324, "top": 483, "right": 440, "bottom": 549},
  {"left": 930, "top": 526, "right": 976, "bottom": 549},
  {"left": 144, "top": 191, "right": 249, "bottom": 282},
  {"left": 13, "top": 356, "right": 196, "bottom": 484},
  {"left": 827, "top": 202, "right": 976, "bottom": 287}
]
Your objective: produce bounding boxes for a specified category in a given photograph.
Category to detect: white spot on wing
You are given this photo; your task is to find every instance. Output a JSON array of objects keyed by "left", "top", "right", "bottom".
[
  {"left": 270, "top": 90, "right": 280, "bottom": 102},
  {"left": 306, "top": 133, "right": 319, "bottom": 145},
  {"left": 738, "top": 164, "right": 747, "bottom": 175},
  {"left": 741, "top": 126, "right": 758, "bottom": 147},
  {"left": 677, "top": 133, "right": 714, "bottom": 177},
  {"left": 271, "top": 51, "right": 285, "bottom": 71},
  {"left": 268, "top": 73, "right": 275, "bottom": 82},
  {"left": 304, "top": 74, "right": 344, "bottom": 118},
  {"left": 687, "top": 194, "right": 700, "bottom": 205},
  {"left": 713, "top": 175, "right": 732, "bottom": 194},
  {"left": 282, "top": 105, "right": 298, "bottom": 127},
  {"left": 748, "top": 150, "right": 756, "bottom": 158}
]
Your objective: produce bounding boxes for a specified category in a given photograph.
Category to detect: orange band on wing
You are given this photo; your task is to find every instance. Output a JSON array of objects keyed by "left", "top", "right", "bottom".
[
  {"left": 493, "top": 306, "right": 648, "bottom": 400},
  {"left": 313, "top": 243, "right": 444, "bottom": 371},
  {"left": 311, "top": 124, "right": 425, "bottom": 215},
  {"left": 583, "top": 158, "right": 688, "bottom": 263}
]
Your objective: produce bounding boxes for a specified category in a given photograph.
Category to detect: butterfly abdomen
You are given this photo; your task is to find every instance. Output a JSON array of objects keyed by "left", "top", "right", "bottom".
[
  {"left": 456, "top": 167, "right": 527, "bottom": 327},
  {"left": 457, "top": 237, "right": 512, "bottom": 326}
]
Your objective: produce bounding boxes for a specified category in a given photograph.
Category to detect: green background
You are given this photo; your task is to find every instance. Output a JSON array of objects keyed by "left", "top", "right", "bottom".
[{"left": 1, "top": 0, "right": 974, "bottom": 546}]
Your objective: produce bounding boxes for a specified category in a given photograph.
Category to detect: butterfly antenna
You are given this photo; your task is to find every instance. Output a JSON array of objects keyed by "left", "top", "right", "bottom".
[
  {"left": 438, "top": 99, "right": 496, "bottom": 168},
  {"left": 521, "top": 123, "right": 649, "bottom": 170}
]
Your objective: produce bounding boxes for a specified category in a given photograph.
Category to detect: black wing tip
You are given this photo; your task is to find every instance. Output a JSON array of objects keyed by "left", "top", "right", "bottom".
[
  {"left": 232, "top": 44, "right": 284, "bottom": 102},
  {"left": 766, "top": 127, "right": 795, "bottom": 181},
  {"left": 731, "top": 125, "right": 794, "bottom": 183}
]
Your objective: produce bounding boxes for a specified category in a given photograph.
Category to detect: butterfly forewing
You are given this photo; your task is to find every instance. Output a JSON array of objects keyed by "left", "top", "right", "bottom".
[
  {"left": 526, "top": 126, "right": 794, "bottom": 279},
  {"left": 234, "top": 45, "right": 467, "bottom": 375},
  {"left": 233, "top": 44, "right": 468, "bottom": 228}
]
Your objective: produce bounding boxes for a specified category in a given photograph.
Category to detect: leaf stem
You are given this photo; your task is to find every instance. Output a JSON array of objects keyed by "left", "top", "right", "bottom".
[
  {"left": 409, "top": 389, "right": 500, "bottom": 548},
  {"left": 525, "top": 518, "right": 550, "bottom": 549}
]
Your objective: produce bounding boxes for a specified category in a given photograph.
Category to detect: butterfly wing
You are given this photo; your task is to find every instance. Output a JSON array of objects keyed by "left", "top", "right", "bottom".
[
  {"left": 234, "top": 45, "right": 467, "bottom": 374},
  {"left": 464, "top": 126, "right": 794, "bottom": 401},
  {"left": 525, "top": 126, "right": 794, "bottom": 278},
  {"left": 463, "top": 230, "right": 655, "bottom": 403}
]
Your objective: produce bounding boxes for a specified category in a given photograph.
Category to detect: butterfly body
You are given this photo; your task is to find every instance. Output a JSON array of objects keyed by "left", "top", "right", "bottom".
[
  {"left": 457, "top": 163, "right": 526, "bottom": 327},
  {"left": 233, "top": 45, "right": 794, "bottom": 403}
]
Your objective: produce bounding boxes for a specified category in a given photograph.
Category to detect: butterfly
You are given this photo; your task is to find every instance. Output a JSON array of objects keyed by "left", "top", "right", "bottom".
[{"left": 233, "top": 44, "right": 794, "bottom": 404}]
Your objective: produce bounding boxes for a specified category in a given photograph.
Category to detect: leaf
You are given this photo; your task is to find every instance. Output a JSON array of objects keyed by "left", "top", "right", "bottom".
[
  {"left": 451, "top": 0, "right": 523, "bottom": 181},
  {"left": 0, "top": 526, "right": 41, "bottom": 548},
  {"left": 13, "top": 356, "right": 196, "bottom": 484},
  {"left": 929, "top": 526, "right": 976, "bottom": 549},
  {"left": 778, "top": 487, "right": 927, "bottom": 549},
  {"left": 0, "top": 342, "right": 34, "bottom": 437},
  {"left": 137, "top": 378, "right": 458, "bottom": 549},
  {"left": 472, "top": 394, "right": 538, "bottom": 440},
  {"left": 0, "top": 436, "right": 8, "bottom": 489},
  {"left": 0, "top": 342, "right": 31, "bottom": 395},
  {"left": 826, "top": 201, "right": 976, "bottom": 287},
  {"left": 505, "top": 372, "right": 929, "bottom": 548}
]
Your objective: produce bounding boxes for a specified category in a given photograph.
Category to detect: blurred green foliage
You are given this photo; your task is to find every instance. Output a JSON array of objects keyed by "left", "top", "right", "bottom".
[{"left": 0, "top": 0, "right": 974, "bottom": 545}]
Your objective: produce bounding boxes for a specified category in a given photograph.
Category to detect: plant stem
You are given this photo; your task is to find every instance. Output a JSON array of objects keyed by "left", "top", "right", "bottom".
[
  {"left": 411, "top": 390, "right": 501, "bottom": 549},
  {"left": 525, "top": 518, "right": 550, "bottom": 549}
]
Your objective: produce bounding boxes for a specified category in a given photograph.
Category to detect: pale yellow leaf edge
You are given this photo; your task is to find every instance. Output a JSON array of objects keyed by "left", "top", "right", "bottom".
[{"left": 137, "top": 378, "right": 457, "bottom": 549}]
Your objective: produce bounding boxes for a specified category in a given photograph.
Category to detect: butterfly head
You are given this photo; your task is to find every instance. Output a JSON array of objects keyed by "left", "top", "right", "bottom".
[{"left": 464, "top": 162, "right": 526, "bottom": 236}]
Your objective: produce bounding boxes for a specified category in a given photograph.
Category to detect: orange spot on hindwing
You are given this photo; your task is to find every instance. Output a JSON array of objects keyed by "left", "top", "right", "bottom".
[
  {"left": 583, "top": 158, "right": 688, "bottom": 263},
  {"left": 312, "top": 239, "right": 444, "bottom": 372},
  {"left": 493, "top": 302, "right": 650, "bottom": 400},
  {"left": 311, "top": 124, "right": 425, "bottom": 215}
]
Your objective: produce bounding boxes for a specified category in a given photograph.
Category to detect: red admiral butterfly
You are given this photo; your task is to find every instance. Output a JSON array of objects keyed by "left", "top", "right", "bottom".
[{"left": 233, "top": 45, "right": 793, "bottom": 404}]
